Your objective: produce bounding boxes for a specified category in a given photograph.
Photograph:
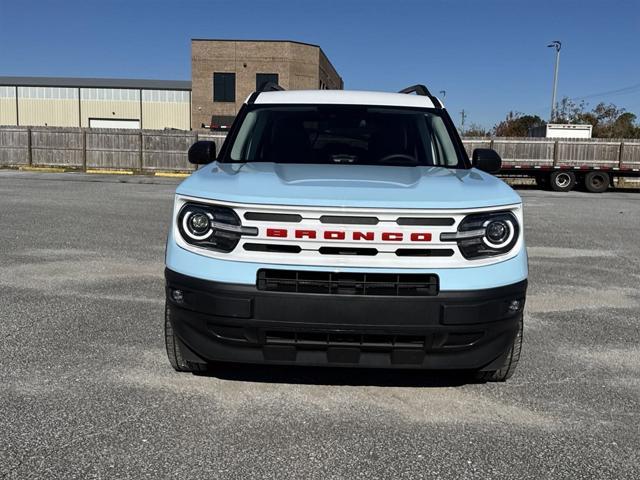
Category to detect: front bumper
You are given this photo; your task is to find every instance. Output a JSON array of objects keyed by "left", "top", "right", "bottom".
[{"left": 165, "top": 268, "right": 527, "bottom": 370}]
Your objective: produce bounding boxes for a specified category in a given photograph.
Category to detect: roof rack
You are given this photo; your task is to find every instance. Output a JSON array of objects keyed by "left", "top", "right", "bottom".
[
  {"left": 398, "top": 84, "right": 442, "bottom": 109},
  {"left": 258, "top": 82, "right": 285, "bottom": 92},
  {"left": 248, "top": 82, "right": 285, "bottom": 104}
]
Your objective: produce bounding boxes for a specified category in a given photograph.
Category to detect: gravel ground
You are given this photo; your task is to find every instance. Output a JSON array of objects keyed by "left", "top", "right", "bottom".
[{"left": 0, "top": 171, "right": 638, "bottom": 479}]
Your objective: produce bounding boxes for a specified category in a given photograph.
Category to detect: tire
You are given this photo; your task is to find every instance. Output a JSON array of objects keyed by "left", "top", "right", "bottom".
[
  {"left": 475, "top": 316, "right": 523, "bottom": 382},
  {"left": 549, "top": 171, "right": 576, "bottom": 192},
  {"left": 584, "top": 171, "right": 610, "bottom": 193},
  {"left": 535, "top": 174, "right": 549, "bottom": 189},
  {"left": 165, "top": 303, "right": 208, "bottom": 373}
]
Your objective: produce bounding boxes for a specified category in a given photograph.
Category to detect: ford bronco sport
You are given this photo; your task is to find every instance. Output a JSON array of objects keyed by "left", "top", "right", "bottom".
[{"left": 164, "top": 84, "right": 527, "bottom": 381}]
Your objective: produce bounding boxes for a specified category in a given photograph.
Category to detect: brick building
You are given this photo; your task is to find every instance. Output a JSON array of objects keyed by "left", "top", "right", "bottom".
[{"left": 191, "top": 39, "right": 343, "bottom": 128}]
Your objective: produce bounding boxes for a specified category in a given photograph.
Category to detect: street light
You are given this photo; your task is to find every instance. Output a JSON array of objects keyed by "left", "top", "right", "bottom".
[{"left": 547, "top": 40, "right": 562, "bottom": 121}]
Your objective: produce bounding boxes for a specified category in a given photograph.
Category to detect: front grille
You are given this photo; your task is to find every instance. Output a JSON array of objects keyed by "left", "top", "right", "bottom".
[{"left": 257, "top": 269, "right": 439, "bottom": 296}]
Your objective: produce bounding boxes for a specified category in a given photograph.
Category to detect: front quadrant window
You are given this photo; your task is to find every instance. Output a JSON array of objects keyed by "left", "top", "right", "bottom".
[
  {"left": 213, "top": 73, "right": 236, "bottom": 102},
  {"left": 256, "top": 73, "right": 279, "bottom": 91}
]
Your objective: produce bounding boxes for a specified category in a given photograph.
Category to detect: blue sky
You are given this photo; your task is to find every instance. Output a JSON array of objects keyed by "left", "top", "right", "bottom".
[{"left": 1, "top": 0, "right": 638, "bottom": 128}]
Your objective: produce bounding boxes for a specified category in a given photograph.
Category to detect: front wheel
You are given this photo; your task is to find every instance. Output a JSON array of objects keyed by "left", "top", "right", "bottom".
[
  {"left": 475, "top": 316, "right": 523, "bottom": 382},
  {"left": 165, "top": 303, "right": 208, "bottom": 373}
]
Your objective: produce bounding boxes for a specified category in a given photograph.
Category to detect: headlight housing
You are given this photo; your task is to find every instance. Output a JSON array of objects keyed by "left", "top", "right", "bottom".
[
  {"left": 177, "top": 202, "right": 257, "bottom": 253},
  {"left": 441, "top": 211, "right": 520, "bottom": 259}
]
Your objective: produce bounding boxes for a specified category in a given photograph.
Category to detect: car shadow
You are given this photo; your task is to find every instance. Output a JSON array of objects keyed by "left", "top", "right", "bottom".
[{"left": 196, "top": 362, "right": 477, "bottom": 388}]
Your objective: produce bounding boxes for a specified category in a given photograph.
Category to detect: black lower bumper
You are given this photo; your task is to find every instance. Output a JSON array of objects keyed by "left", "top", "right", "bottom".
[{"left": 165, "top": 268, "right": 527, "bottom": 370}]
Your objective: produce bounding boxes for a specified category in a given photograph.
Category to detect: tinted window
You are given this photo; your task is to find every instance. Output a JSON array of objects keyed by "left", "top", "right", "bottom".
[
  {"left": 229, "top": 105, "right": 463, "bottom": 168},
  {"left": 256, "top": 73, "right": 279, "bottom": 91},
  {"left": 213, "top": 73, "right": 235, "bottom": 102}
]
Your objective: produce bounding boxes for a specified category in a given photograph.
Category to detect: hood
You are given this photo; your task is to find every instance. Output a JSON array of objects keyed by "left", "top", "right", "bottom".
[{"left": 176, "top": 162, "right": 521, "bottom": 209}]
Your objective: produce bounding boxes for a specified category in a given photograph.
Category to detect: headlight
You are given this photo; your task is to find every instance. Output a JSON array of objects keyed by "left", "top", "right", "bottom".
[
  {"left": 440, "top": 211, "right": 519, "bottom": 259},
  {"left": 177, "top": 202, "right": 257, "bottom": 252}
]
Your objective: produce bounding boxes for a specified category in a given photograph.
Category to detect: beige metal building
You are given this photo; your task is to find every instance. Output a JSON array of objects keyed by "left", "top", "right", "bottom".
[
  {"left": 191, "top": 39, "right": 343, "bottom": 128},
  {"left": 0, "top": 39, "right": 343, "bottom": 131},
  {"left": 0, "top": 77, "right": 192, "bottom": 130}
]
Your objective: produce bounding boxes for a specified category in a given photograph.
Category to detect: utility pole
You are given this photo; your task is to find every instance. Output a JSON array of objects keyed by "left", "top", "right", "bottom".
[
  {"left": 547, "top": 40, "right": 561, "bottom": 121},
  {"left": 460, "top": 110, "right": 467, "bottom": 132}
]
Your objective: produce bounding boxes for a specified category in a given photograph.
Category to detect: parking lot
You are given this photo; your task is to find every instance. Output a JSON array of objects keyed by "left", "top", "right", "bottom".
[{"left": 1, "top": 170, "right": 639, "bottom": 479}]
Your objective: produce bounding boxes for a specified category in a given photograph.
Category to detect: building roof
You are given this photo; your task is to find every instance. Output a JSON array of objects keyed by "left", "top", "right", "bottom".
[
  {"left": 191, "top": 38, "right": 321, "bottom": 49},
  {"left": 191, "top": 38, "right": 343, "bottom": 86},
  {"left": 253, "top": 90, "right": 438, "bottom": 109},
  {"left": 0, "top": 76, "right": 191, "bottom": 90}
]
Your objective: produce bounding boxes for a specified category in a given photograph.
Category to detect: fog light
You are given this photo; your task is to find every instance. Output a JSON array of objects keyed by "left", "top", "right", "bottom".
[
  {"left": 508, "top": 299, "right": 522, "bottom": 313},
  {"left": 171, "top": 289, "right": 184, "bottom": 304}
]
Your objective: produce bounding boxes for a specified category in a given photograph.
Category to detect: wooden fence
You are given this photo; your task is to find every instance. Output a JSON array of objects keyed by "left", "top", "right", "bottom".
[
  {"left": 0, "top": 127, "right": 226, "bottom": 172},
  {"left": 1, "top": 126, "right": 639, "bottom": 172}
]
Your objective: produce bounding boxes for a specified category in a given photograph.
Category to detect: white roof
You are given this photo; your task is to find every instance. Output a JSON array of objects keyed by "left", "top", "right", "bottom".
[{"left": 252, "top": 89, "right": 439, "bottom": 108}]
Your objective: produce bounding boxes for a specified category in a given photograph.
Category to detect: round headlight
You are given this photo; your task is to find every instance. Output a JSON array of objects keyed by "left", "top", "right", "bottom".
[
  {"left": 483, "top": 219, "right": 514, "bottom": 248},
  {"left": 182, "top": 210, "right": 213, "bottom": 240},
  {"left": 189, "top": 213, "right": 211, "bottom": 234},
  {"left": 486, "top": 220, "right": 508, "bottom": 243}
]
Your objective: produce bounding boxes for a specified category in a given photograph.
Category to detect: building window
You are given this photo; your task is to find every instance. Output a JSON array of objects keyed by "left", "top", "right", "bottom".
[
  {"left": 213, "top": 73, "right": 235, "bottom": 102},
  {"left": 256, "top": 73, "right": 279, "bottom": 91}
]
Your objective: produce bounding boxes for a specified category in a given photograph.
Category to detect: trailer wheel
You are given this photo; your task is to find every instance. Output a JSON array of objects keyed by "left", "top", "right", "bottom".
[
  {"left": 549, "top": 171, "right": 576, "bottom": 192},
  {"left": 535, "top": 174, "right": 549, "bottom": 189},
  {"left": 584, "top": 171, "right": 610, "bottom": 193}
]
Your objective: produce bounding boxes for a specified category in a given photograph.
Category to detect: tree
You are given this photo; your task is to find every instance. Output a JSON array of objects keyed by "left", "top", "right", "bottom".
[
  {"left": 493, "top": 112, "right": 546, "bottom": 137},
  {"left": 463, "top": 123, "right": 491, "bottom": 137},
  {"left": 553, "top": 97, "right": 587, "bottom": 123},
  {"left": 550, "top": 98, "right": 640, "bottom": 138},
  {"left": 610, "top": 112, "right": 639, "bottom": 138}
]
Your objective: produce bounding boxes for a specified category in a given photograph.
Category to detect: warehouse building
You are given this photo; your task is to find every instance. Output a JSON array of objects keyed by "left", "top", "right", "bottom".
[
  {"left": 0, "top": 77, "right": 191, "bottom": 130},
  {"left": 191, "top": 39, "right": 343, "bottom": 128},
  {"left": 0, "top": 39, "right": 343, "bottom": 131}
]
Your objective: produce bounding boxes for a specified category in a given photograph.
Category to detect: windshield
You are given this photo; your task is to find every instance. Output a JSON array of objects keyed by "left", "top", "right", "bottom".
[{"left": 227, "top": 105, "right": 465, "bottom": 168}]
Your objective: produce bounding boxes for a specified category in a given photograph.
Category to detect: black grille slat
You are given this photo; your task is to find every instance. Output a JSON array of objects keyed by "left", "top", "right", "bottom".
[
  {"left": 396, "top": 217, "right": 455, "bottom": 226},
  {"left": 244, "top": 243, "right": 302, "bottom": 254},
  {"left": 395, "top": 248, "right": 455, "bottom": 257},
  {"left": 257, "top": 269, "right": 438, "bottom": 296},
  {"left": 319, "top": 215, "right": 379, "bottom": 225},
  {"left": 244, "top": 212, "right": 302, "bottom": 222},
  {"left": 319, "top": 247, "right": 378, "bottom": 256}
]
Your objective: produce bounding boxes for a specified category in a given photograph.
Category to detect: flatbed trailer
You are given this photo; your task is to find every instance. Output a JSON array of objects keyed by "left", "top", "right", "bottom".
[
  {"left": 500, "top": 163, "right": 640, "bottom": 193},
  {"left": 463, "top": 138, "right": 640, "bottom": 193}
]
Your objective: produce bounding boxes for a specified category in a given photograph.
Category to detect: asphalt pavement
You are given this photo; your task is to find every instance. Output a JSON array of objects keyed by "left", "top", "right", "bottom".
[{"left": 1, "top": 171, "right": 639, "bottom": 479}]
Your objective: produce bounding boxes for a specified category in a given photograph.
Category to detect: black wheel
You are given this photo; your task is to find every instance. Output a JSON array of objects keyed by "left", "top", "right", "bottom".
[
  {"left": 549, "top": 171, "right": 576, "bottom": 192},
  {"left": 584, "top": 171, "right": 610, "bottom": 193},
  {"left": 475, "top": 316, "right": 523, "bottom": 382},
  {"left": 535, "top": 174, "right": 549, "bottom": 189},
  {"left": 165, "top": 303, "right": 208, "bottom": 373}
]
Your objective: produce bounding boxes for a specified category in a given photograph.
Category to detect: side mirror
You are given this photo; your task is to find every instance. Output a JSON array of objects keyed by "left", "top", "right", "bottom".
[
  {"left": 188, "top": 141, "right": 216, "bottom": 165},
  {"left": 472, "top": 148, "right": 502, "bottom": 174}
]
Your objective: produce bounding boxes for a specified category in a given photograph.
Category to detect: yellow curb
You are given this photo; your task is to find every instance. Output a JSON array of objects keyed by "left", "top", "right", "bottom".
[
  {"left": 86, "top": 169, "right": 134, "bottom": 175},
  {"left": 154, "top": 172, "right": 190, "bottom": 178},
  {"left": 20, "top": 166, "right": 68, "bottom": 173}
]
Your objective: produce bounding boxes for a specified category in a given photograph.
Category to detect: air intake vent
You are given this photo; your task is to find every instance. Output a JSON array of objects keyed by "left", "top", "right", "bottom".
[
  {"left": 257, "top": 270, "right": 439, "bottom": 296},
  {"left": 265, "top": 331, "right": 427, "bottom": 348}
]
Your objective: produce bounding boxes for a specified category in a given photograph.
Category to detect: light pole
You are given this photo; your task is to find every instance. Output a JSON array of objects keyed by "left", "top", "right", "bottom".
[{"left": 548, "top": 40, "right": 561, "bottom": 121}]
